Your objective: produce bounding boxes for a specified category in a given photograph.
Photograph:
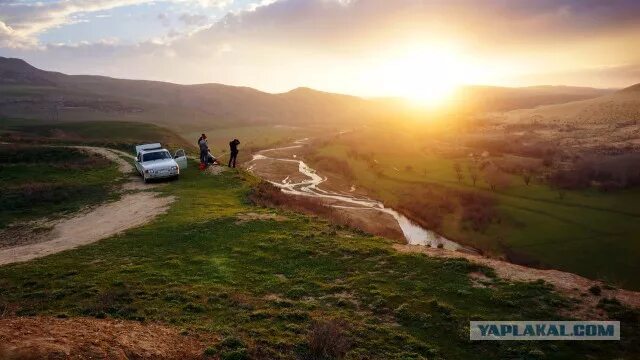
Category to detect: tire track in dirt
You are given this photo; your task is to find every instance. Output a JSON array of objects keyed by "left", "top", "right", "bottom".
[{"left": 0, "top": 147, "right": 175, "bottom": 266}]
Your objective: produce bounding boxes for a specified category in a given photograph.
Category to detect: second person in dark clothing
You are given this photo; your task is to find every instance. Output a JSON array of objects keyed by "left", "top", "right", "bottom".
[
  {"left": 228, "top": 139, "right": 240, "bottom": 168},
  {"left": 198, "top": 134, "right": 209, "bottom": 165}
]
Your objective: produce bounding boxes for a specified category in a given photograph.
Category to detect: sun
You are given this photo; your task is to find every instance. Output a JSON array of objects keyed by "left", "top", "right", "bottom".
[{"left": 375, "top": 43, "right": 469, "bottom": 107}]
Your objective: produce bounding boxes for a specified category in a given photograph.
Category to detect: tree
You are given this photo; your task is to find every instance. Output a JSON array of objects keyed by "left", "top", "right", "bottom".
[
  {"left": 484, "top": 166, "right": 511, "bottom": 191},
  {"left": 522, "top": 170, "right": 532, "bottom": 186},
  {"left": 453, "top": 163, "right": 464, "bottom": 183},
  {"left": 468, "top": 164, "right": 479, "bottom": 186}
]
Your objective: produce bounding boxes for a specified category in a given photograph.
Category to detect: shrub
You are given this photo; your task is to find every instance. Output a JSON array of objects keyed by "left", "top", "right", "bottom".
[
  {"left": 394, "top": 185, "right": 456, "bottom": 231},
  {"left": 182, "top": 302, "right": 206, "bottom": 313},
  {"left": 206, "top": 337, "right": 249, "bottom": 360},
  {"left": 588, "top": 285, "right": 602, "bottom": 296},
  {"left": 458, "top": 191, "right": 497, "bottom": 232},
  {"left": 307, "top": 319, "right": 350, "bottom": 359}
]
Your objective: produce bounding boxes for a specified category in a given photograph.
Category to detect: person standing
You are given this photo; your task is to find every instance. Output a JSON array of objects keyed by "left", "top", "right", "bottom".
[
  {"left": 228, "top": 138, "right": 240, "bottom": 168},
  {"left": 198, "top": 134, "right": 209, "bottom": 165}
]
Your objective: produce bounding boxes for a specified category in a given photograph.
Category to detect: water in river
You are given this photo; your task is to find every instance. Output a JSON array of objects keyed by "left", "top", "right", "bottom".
[{"left": 248, "top": 140, "right": 467, "bottom": 251}]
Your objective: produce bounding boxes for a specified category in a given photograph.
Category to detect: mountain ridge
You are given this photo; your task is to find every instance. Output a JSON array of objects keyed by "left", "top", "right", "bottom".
[{"left": 0, "top": 56, "right": 623, "bottom": 129}]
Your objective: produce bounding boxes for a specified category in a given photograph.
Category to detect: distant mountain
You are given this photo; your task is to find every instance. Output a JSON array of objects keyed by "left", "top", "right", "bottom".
[
  {"left": 499, "top": 83, "right": 640, "bottom": 125},
  {"left": 0, "top": 58, "right": 60, "bottom": 86},
  {"left": 0, "top": 57, "right": 372, "bottom": 131},
  {"left": 450, "top": 85, "right": 614, "bottom": 113},
  {"left": 0, "top": 57, "right": 618, "bottom": 131},
  {"left": 620, "top": 83, "right": 640, "bottom": 93}
]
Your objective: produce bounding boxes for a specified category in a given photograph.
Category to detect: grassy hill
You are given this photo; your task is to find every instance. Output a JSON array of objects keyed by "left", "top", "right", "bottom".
[
  {"left": 0, "top": 57, "right": 374, "bottom": 132},
  {"left": 0, "top": 162, "right": 637, "bottom": 359},
  {"left": 451, "top": 85, "right": 614, "bottom": 113},
  {"left": 0, "top": 57, "right": 616, "bottom": 134},
  {"left": 500, "top": 84, "right": 640, "bottom": 125}
]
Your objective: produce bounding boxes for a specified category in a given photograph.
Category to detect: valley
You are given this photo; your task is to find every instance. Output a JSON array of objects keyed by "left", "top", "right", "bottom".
[{"left": 1, "top": 57, "right": 639, "bottom": 358}]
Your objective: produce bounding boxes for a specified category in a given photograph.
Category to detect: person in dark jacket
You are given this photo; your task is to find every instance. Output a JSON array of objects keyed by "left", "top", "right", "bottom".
[
  {"left": 198, "top": 134, "right": 209, "bottom": 165},
  {"left": 228, "top": 138, "right": 240, "bottom": 168}
]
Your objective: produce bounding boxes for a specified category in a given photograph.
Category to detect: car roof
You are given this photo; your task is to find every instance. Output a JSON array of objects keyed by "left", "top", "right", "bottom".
[{"left": 140, "top": 148, "right": 169, "bottom": 154}]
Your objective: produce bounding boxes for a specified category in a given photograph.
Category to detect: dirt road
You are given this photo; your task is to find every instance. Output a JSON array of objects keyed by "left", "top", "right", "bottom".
[{"left": 0, "top": 147, "right": 175, "bottom": 266}]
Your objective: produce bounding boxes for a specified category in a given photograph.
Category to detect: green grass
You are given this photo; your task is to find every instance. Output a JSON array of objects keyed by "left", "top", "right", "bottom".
[
  {"left": 313, "top": 142, "right": 640, "bottom": 290},
  {"left": 0, "top": 145, "right": 122, "bottom": 228},
  {"left": 0, "top": 162, "right": 637, "bottom": 359}
]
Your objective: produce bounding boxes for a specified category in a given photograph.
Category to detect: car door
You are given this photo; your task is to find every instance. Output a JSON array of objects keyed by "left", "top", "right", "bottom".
[
  {"left": 174, "top": 149, "right": 187, "bottom": 170},
  {"left": 135, "top": 153, "right": 144, "bottom": 174}
]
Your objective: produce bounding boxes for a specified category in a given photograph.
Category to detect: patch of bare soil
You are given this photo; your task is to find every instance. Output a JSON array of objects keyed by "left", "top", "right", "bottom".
[
  {"left": 394, "top": 244, "right": 640, "bottom": 319},
  {"left": 235, "top": 212, "right": 288, "bottom": 224},
  {"left": 0, "top": 224, "right": 52, "bottom": 250},
  {"left": 0, "top": 147, "right": 175, "bottom": 266},
  {"left": 0, "top": 316, "right": 207, "bottom": 359},
  {"left": 206, "top": 165, "right": 227, "bottom": 176}
]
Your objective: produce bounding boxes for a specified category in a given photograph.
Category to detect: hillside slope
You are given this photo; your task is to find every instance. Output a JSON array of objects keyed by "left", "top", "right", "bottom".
[
  {"left": 0, "top": 57, "right": 372, "bottom": 131},
  {"left": 452, "top": 85, "right": 614, "bottom": 113},
  {"left": 0, "top": 164, "right": 638, "bottom": 359},
  {"left": 500, "top": 83, "right": 640, "bottom": 125},
  {"left": 0, "top": 57, "right": 615, "bottom": 132}
]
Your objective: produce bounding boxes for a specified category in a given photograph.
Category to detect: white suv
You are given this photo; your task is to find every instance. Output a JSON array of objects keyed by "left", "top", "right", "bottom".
[{"left": 135, "top": 143, "right": 187, "bottom": 182}]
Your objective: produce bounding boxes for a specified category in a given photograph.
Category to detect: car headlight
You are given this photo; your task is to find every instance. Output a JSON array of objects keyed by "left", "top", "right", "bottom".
[{"left": 171, "top": 166, "right": 178, "bottom": 171}]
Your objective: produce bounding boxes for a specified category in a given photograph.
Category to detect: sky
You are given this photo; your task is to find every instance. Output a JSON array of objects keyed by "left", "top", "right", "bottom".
[{"left": 1, "top": 0, "right": 640, "bottom": 99}]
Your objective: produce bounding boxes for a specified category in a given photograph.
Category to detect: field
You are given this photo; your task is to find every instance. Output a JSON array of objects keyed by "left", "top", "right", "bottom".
[
  {"left": 309, "top": 129, "right": 640, "bottom": 290},
  {"left": 0, "top": 144, "right": 121, "bottom": 229},
  {"left": 0, "top": 162, "right": 638, "bottom": 359}
]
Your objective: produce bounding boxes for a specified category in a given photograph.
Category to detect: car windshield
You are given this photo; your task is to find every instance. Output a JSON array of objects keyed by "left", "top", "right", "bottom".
[{"left": 142, "top": 151, "right": 171, "bottom": 162}]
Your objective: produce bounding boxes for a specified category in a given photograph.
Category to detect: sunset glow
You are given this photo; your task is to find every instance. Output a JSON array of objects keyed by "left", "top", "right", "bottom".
[
  {"left": 1, "top": 0, "right": 640, "bottom": 96},
  {"left": 373, "top": 43, "right": 470, "bottom": 106}
]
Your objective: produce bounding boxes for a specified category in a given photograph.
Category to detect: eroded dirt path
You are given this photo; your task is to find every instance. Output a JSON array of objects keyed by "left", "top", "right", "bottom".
[
  {"left": 0, "top": 316, "right": 207, "bottom": 359},
  {"left": 0, "top": 147, "right": 175, "bottom": 266}
]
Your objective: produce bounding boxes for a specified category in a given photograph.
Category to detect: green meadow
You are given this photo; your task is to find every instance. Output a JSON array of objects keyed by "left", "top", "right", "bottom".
[
  {"left": 0, "top": 163, "right": 638, "bottom": 359},
  {"left": 312, "top": 139, "right": 640, "bottom": 290}
]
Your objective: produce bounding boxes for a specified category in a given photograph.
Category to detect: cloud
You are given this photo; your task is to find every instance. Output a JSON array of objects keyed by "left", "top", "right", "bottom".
[
  {"left": 0, "top": 21, "right": 21, "bottom": 48},
  {"left": 203, "top": 0, "right": 640, "bottom": 50},
  {"left": 2, "top": 0, "right": 640, "bottom": 91},
  {"left": 157, "top": 12, "right": 171, "bottom": 27},
  {"left": 179, "top": 13, "right": 210, "bottom": 26},
  {"left": 0, "top": 0, "right": 232, "bottom": 48}
]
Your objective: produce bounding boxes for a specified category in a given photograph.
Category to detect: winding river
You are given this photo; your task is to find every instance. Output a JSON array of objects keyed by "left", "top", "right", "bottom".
[{"left": 248, "top": 139, "right": 472, "bottom": 252}]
